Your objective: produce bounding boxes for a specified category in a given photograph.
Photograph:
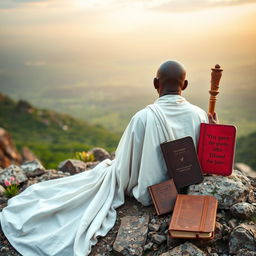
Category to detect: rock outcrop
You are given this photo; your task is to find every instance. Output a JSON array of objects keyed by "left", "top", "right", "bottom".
[
  {"left": 0, "top": 128, "right": 22, "bottom": 168},
  {"left": 0, "top": 152, "right": 256, "bottom": 256},
  {"left": 21, "top": 146, "right": 38, "bottom": 162},
  {"left": 21, "top": 160, "right": 46, "bottom": 177},
  {"left": 188, "top": 170, "right": 252, "bottom": 209},
  {"left": 113, "top": 213, "right": 149, "bottom": 255}
]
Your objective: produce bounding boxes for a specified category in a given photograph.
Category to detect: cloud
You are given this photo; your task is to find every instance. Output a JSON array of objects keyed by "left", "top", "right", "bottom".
[
  {"left": 1, "top": 0, "right": 255, "bottom": 11},
  {"left": 149, "top": 0, "right": 256, "bottom": 13},
  {"left": 0, "top": 0, "right": 50, "bottom": 9},
  {"left": 24, "top": 60, "right": 46, "bottom": 67}
]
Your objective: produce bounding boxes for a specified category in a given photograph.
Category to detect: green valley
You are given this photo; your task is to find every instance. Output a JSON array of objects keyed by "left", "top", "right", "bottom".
[{"left": 0, "top": 93, "right": 120, "bottom": 169}]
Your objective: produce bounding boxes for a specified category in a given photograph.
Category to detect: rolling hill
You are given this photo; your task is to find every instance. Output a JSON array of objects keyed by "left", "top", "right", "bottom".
[{"left": 0, "top": 93, "right": 120, "bottom": 169}]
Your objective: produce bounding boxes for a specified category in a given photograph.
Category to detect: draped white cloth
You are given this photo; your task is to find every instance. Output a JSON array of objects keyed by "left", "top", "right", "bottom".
[{"left": 0, "top": 95, "right": 208, "bottom": 256}]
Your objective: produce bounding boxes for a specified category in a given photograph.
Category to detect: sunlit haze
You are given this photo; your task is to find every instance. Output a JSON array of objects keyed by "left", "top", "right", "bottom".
[{"left": 0, "top": 0, "right": 256, "bottom": 134}]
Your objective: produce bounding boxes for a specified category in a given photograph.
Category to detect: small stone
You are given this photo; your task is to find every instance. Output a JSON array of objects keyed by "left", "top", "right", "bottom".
[
  {"left": 222, "top": 223, "right": 232, "bottom": 241},
  {"left": 0, "top": 246, "right": 9, "bottom": 252},
  {"left": 58, "top": 159, "right": 88, "bottom": 174},
  {"left": 151, "top": 218, "right": 156, "bottom": 224},
  {"left": 214, "top": 222, "right": 223, "bottom": 241},
  {"left": 151, "top": 234, "right": 166, "bottom": 245},
  {"left": 144, "top": 242, "right": 153, "bottom": 251},
  {"left": 106, "top": 244, "right": 112, "bottom": 252},
  {"left": 229, "top": 223, "right": 256, "bottom": 254},
  {"left": 236, "top": 249, "right": 256, "bottom": 256},
  {"left": 148, "top": 223, "right": 160, "bottom": 232},
  {"left": 152, "top": 244, "right": 158, "bottom": 251},
  {"left": 228, "top": 218, "right": 238, "bottom": 229},
  {"left": 216, "top": 212, "right": 225, "bottom": 221},
  {"left": 230, "top": 202, "right": 255, "bottom": 219},
  {"left": 0, "top": 185, "right": 6, "bottom": 195},
  {"left": 113, "top": 213, "right": 149, "bottom": 256},
  {"left": 160, "top": 242, "right": 207, "bottom": 256},
  {"left": 206, "top": 247, "right": 212, "bottom": 253},
  {"left": 21, "top": 160, "right": 45, "bottom": 177},
  {"left": 159, "top": 221, "right": 169, "bottom": 233}
]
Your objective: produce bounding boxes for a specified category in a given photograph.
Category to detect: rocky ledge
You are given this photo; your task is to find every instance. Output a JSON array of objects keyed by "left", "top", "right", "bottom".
[{"left": 0, "top": 156, "right": 255, "bottom": 256}]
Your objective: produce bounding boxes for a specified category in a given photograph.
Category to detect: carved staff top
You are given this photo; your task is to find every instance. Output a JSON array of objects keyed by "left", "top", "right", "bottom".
[{"left": 208, "top": 64, "right": 223, "bottom": 115}]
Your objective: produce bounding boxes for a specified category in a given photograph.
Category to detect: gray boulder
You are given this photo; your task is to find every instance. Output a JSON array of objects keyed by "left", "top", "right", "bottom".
[
  {"left": 0, "top": 165, "right": 27, "bottom": 184},
  {"left": 188, "top": 170, "right": 251, "bottom": 209},
  {"left": 58, "top": 159, "right": 88, "bottom": 174},
  {"left": 229, "top": 223, "right": 256, "bottom": 254},
  {"left": 160, "top": 242, "right": 207, "bottom": 256},
  {"left": 21, "top": 160, "right": 45, "bottom": 177},
  {"left": 89, "top": 147, "right": 111, "bottom": 161},
  {"left": 230, "top": 202, "right": 256, "bottom": 219}
]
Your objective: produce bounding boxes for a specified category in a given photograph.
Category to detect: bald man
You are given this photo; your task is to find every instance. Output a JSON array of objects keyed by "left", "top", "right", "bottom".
[{"left": 1, "top": 60, "right": 215, "bottom": 256}]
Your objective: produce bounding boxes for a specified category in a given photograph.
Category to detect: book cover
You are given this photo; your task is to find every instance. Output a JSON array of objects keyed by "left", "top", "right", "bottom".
[
  {"left": 160, "top": 136, "right": 204, "bottom": 189},
  {"left": 197, "top": 123, "right": 236, "bottom": 176},
  {"left": 148, "top": 179, "right": 178, "bottom": 216},
  {"left": 169, "top": 194, "right": 218, "bottom": 239}
]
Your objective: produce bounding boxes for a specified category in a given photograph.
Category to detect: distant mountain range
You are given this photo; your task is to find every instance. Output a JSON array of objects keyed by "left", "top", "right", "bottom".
[
  {"left": 0, "top": 93, "right": 120, "bottom": 169},
  {"left": 2, "top": 79, "right": 256, "bottom": 136}
]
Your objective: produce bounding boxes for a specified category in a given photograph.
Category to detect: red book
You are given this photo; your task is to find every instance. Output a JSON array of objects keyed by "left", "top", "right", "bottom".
[{"left": 197, "top": 123, "right": 236, "bottom": 176}]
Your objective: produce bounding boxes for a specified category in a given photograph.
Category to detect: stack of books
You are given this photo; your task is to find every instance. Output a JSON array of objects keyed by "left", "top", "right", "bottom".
[{"left": 148, "top": 124, "right": 236, "bottom": 239}]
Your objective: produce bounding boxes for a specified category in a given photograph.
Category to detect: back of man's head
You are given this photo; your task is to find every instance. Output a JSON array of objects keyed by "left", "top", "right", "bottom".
[{"left": 154, "top": 60, "right": 188, "bottom": 96}]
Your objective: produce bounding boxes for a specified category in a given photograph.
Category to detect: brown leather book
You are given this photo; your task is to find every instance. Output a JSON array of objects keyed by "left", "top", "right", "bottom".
[
  {"left": 148, "top": 179, "right": 178, "bottom": 216},
  {"left": 169, "top": 194, "right": 218, "bottom": 239},
  {"left": 160, "top": 136, "right": 204, "bottom": 189}
]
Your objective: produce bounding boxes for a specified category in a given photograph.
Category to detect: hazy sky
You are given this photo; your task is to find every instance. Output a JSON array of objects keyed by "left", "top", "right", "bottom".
[{"left": 0, "top": 0, "right": 256, "bottom": 98}]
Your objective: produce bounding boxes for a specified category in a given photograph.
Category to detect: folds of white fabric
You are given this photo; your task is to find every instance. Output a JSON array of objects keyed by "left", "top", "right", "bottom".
[{"left": 0, "top": 95, "right": 208, "bottom": 256}]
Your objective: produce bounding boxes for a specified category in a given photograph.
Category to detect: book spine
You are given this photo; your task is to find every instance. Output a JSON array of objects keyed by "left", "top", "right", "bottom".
[
  {"left": 197, "top": 123, "right": 206, "bottom": 170},
  {"left": 229, "top": 126, "right": 237, "bottom": 172},
  {"left": 160, "top": 145, "right": 174, "bottom": 178},
  {"left": 169, "top": 195, "right": 182, "bottom": 230},
  {"left": 148, "top": 187, "right": 160, "bottom": 216}
]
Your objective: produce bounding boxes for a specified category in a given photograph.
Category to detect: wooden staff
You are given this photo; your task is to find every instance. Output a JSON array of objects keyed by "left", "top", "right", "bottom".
[{"left": 208, "top": 64, "right": 223, "bottom": 115}]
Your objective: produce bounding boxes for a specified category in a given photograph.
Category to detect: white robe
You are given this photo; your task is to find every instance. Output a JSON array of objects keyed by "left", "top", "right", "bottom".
[{"left": 0, "top": 95, "right": 208, "bottom": 256}]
